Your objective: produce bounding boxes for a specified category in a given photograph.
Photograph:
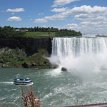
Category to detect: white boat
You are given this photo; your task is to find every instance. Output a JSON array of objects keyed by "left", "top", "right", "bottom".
[{"left": 14, "top": 78, "right": 33, "bottom": 86}]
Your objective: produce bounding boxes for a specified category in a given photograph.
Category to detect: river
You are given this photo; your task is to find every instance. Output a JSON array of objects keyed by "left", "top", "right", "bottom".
[{"left": 1, "top": 68, "right": 107, "bottom": 107}]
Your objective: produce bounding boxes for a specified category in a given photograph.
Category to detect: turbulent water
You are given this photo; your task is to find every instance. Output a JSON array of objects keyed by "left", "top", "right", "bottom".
[
  {"left": 1, "top": 37, "right": 107, "bottom": 107},
  {"left": 1, "top": 68, "right": 107, "bottom": 107}
]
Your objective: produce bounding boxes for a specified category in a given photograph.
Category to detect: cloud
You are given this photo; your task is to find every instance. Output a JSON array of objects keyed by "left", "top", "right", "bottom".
[
  {"left": 6, "top": 8, "right": 24, "bottom": 13},
  {"left": 61, "top": 5, "right": 107, "bottom": 35},
  {"left": 34, "top": 13, "right": 67, "bottom": 23},
  {"left": 75, "top": 14, "right": 90, "bottom": 20},
  {"left": 71, "top": 5, "right": 107, "bottom": 14},
  {"left": 7, "top": 16, "right": 22, "bottom": 21},
  {"left": 64, "top": 15, "right": 107, "bottom": 34},
  {"left": 34, "top": 5, "right": 107, "bottom": 23},
  {"left": 51, "top": 7, "right": 68, "bottom": 12},
  {"left": 65, "top": 23, "right": 78, "bottom": 29},
  {"left": 52, "top": 0, "right": 79, "bottom": 7}
]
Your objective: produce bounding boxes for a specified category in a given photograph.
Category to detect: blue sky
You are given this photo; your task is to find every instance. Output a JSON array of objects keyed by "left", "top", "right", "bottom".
[{"left": 0, "top": 0, "right": 107, "bottom": 34}]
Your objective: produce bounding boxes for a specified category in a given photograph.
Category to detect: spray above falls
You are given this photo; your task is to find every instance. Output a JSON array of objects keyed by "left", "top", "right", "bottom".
[{"left": 50, "top": 37, "right": 107, "bottom": 73}]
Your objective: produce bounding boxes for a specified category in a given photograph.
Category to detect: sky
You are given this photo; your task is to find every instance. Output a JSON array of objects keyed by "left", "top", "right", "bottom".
[{"left": 0, "top": 0, "right": 107, "bottom": 35}]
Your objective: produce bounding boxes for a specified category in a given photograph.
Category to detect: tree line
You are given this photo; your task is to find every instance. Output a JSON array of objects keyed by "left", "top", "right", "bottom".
[
  {"left": 0, "top": 26, "right": 82, "bottom": 38},
  {"left": 0, "top": 26, "right": 25, "bottom": 38},
  {"left": 18, "top": 26, "right": 82, "bottom": 36}
]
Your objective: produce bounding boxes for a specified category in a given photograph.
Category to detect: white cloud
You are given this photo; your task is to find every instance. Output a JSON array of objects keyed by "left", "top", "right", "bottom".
[
  {"left": 51, "top": 7, "right": 68, "bottom": 13},
  {"left": 63, "top": 6, "right": 107, "bottom": 35},
  {"left": 7, "top": 16, "right": 22, "bottom": 21},
  {"left": 71, "top": 5, "right": 107, "bottom": 14},
  {"left": 65, "top": 23, "right": 78, "bottom": 29},
  {"left": 64, "top": 17, "right": 107, "bottom": 35},
  {"left": 52, "top": 0, "right": 79, "bottom": 7},
  {"left": 75, "top": 14, "right": 106, "bottom": 22},
  {"left": 34, "top": 13, "right": 66, "bottom": 23},
  {"left": 46, "top": 14, "right": 66, "bottom": 20},
  {"left": 35, "top": 5, "right": 107, "bottom": 23},
  {"left": 75, "top": 14, "right": 91, "bottom": 20},
  {"left": 6, "top": 8, "right": 24, "bottom": 13}
]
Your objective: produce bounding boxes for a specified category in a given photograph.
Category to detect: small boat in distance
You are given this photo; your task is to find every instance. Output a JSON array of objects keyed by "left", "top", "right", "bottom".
[{"left": 14, "top": 78, "right": 33, "bottom": 86}]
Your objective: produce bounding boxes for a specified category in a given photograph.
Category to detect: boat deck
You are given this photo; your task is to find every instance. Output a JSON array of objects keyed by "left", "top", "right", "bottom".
[{"left": 64, "top": 103, "right": 107, "bottom": 107}]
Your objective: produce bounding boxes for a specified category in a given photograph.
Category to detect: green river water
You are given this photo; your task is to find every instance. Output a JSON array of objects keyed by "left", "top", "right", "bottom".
[{"left": 1, "top": 68, "right": 107, "bottom": 107}]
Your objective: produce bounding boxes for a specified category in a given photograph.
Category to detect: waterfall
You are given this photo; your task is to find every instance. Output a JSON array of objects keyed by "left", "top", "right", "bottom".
[
  {"left": 52, "top": 37, "right": 107, "bottom": 57},
  {"left": 50, "top": 37, "right": 107, "bottom": 73}
]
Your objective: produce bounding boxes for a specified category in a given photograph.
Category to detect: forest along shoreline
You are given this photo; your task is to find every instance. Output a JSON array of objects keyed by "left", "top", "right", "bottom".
[{"left": 0, "top": 26, "right": 82, "bottom": 68}]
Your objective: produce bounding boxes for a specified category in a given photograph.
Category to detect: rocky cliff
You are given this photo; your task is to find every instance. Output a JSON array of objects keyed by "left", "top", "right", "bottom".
[{"left": 0, "top": 37, "right": 52, "bottom": 55}]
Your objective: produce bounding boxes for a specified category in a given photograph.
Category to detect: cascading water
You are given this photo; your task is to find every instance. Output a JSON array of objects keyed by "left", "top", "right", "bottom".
[
  {"left": 52, "top": 37, "right": 107, "bottom": 57},
  {"left": 50, "top": 37, "right": 107, "bottom": 74}
]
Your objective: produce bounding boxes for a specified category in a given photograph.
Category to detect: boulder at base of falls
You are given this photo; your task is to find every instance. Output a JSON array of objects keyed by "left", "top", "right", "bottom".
[{"left": 61, "top": 67, "right": 68, "bottom": 72}]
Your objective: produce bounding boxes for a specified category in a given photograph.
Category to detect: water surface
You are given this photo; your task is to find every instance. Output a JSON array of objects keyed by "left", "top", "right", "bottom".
[{"left": 0, "top": 68, "right": 107, "bottom": 107}]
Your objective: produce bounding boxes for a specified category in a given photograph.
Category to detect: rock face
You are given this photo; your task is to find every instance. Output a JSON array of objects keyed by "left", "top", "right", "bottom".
[
  {"left": 0, "top": 37, "right": 52, "bottom": 55},
  {"left": 61, "top": 67, "right": 68, "bottom": 72}
]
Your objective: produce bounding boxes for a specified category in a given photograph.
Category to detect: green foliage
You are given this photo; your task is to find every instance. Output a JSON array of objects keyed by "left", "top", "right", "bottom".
[
  {"left": 0, "top": 48, "right": 26, "bottom": 67},
  {"left": 0, "top": 48, "right": 50, "bottom": 68},
  {"left": 25, "top": 26, "right": 59, "bottom": 32},
  {"left": 55, "top": 29, "right": 82, "bottom": 37},
  {"left": 24, "top": 49, "right": 50, "bottom": 68},
  {"left": 0, "top": 26, "right": 25, "bottom": 38}
]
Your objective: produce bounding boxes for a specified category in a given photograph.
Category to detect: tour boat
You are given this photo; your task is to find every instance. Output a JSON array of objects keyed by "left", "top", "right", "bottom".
[{"left": 14, "top": 78, "right": 33, "bottom": 86}]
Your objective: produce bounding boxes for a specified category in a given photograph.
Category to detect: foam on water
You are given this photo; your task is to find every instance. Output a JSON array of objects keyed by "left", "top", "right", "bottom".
[
  {"left": 41, "top": 79, "right": 107, "bottom": 106},
  {"left": 1, "top": 68, "right": 107, "bottom": 107},
  {"left": 0, "top": 82, "right": 13, "bottom": 85}
]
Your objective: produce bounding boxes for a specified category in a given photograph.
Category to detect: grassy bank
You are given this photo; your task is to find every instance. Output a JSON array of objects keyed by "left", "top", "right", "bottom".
[
  {"left": 0, "top": 48, "right": 51, "bottom": 68},
  {"left": 24, "top": 31, "right": 82, "bottom": 38},
  {"left": 24, "top": 32, "right": 55, "bottom": 38}
]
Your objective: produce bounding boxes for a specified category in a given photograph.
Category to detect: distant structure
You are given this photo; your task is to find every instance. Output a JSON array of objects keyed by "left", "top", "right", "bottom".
[
  {"left": 14, "top": 78, "right": 40, "bottom": 107},
  {"left": 15, "top": 29, "right": 28, "bottom": 32}
]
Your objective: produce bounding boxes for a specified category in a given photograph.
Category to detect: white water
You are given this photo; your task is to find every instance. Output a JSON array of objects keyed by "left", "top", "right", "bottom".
[
  {"left": 50, "top": 37, "right": 107, "bottom": 74},
  {"left": 0, "top": 82, "right": 13, "bottom": 85}
]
